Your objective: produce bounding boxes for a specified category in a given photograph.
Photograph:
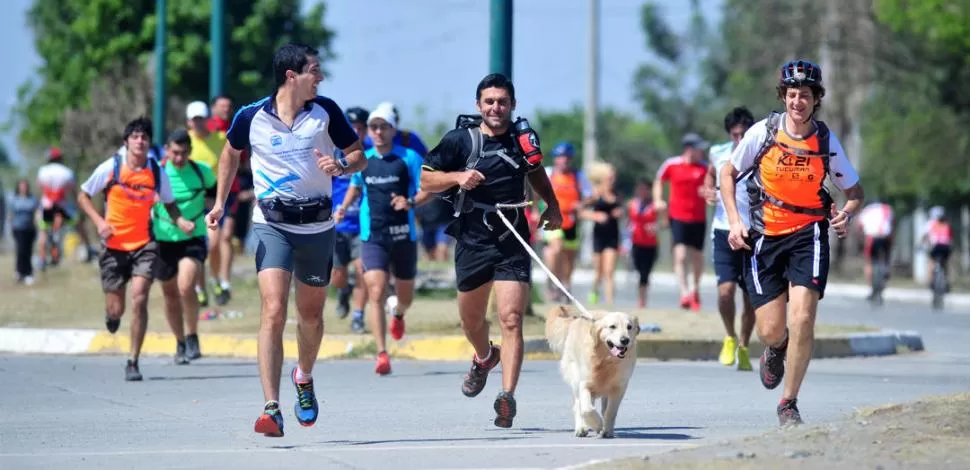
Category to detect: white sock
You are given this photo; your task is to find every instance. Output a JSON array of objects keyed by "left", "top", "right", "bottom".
[
  {"left": 295, "top": 367, "right": 311, "bottom": 383},
  {"left": 220, "top": 280, "right": 231, "bottom": 290},
  {"left": 476, "top": 347, "right": 492, "bottom": 363}
]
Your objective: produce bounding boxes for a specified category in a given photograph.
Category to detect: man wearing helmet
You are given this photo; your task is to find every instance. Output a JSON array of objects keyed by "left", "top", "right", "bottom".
[
  {"left": 541, "top": 142, "right": 592, "bottom": 302},
  {"left": 720, "top": 59, "right": 865, "bottom": 427},
  {"left": 921, "top": 206, "right": 952, "bottom": 292}
]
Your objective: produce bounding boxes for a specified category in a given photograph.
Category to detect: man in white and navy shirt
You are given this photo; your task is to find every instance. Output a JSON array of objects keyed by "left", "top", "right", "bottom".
[
  {"left": 702, "top": 106, "right": 757, "bottom": 372},
  {"left": 205, "top": 43, "right": 366, "bottom": 439}
]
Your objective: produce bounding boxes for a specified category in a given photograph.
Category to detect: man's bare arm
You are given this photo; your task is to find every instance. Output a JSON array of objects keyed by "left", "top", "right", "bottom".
[
  {"left": 77, "top": 192, "right": 105, "bottom": 227},
  {"left": 340, "top": 185, "right": 361, "bottom": 209},
  {"left": 339, "top": 141, "right": 368, "bottom": 174},
  {"left": 719, "top": 164, "right": 741, "bottom": 226},
  {"left": 840, "top": 183, "right": 865, "bottom": 216},
  {"left": 214, "top": 143, "right": 242, "bottom": 208},
  {"left": 527, "top": 169, "right": 560, "bottom": 210},
  {"left": 420, "top": 169, "right": 462, "bottom": 194}
]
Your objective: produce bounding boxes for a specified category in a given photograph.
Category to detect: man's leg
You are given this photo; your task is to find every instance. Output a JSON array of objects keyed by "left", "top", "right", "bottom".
[
  {"left": 217, "top": 216, "right": 236, "bottom": 304},
  {"left": 351, "top": 257, "right": 367, "bottom": 333},
  {"left": 783, "top": 285, "right": 819, "bottom": 403},
  {"left": 673, "top": 243, "right": 689, "bottom": 301},
  {"left": 250, "top": 224, "right": 293, "bottom": 437},
  {"left": 178, "top": 255, "right": 203, "bottom": 360},
  {"left": 127, "top": 274, "right": 153, "bottom": 367},
  {"left": 288, "top": 227, "right": 335, "bottom": 426},
  {"left": 543, "top": 233, "right": 563, "bottom": 300},
  {"left": 387, "top": 240, "right": 419, "bottom": 343},
  {"left": 363, "top": 268, "right": 389, "bottom": 358},
  {"left": 158, "top": 253, "right": 187, "bottom": 365},
  {"left": 493, "top": 280, "right": 528, "bottom": 394},
  {"left": 206, "top": 225, "right": 225, "bottom": 304}
]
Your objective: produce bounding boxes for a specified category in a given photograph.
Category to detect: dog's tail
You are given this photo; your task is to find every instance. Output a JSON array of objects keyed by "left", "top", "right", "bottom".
[{"left": 544, "top": 305, "right": 574, "bottom": 355}]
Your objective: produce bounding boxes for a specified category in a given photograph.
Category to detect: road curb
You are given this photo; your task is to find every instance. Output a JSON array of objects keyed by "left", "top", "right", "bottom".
[{"left": 0, "top": 327, "right": 924, "bottom": 361}]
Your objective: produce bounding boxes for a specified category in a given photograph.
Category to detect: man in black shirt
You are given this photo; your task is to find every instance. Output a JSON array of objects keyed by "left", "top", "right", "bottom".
[{"left": 421, "top": 73, "right": 562, "bottom": 429}]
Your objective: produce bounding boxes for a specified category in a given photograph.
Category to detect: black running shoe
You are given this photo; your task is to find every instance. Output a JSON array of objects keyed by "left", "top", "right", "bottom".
[
  {"left": 105, "top": 314, "right": 120, "bottom": 334},
  {"left": 759, "top": 343, "right": 787, "bottom": 390},
  {"left": 461, "top": 343, "right": 501, "bottom": 398},
  {"left": 777, "top": 399, "right": 804, "bottom": 427},
  {"left": 174, "top": 341, "right": 190, "bottom": 365},
  {"left": 185, "top": 334, "right": 202, "bottom": 360},
  {"left": 493, "top": 391, "right": 517, "bottom": 428},
  {"left": 125, "top": 359, "right": 142, "bottom": 381}
]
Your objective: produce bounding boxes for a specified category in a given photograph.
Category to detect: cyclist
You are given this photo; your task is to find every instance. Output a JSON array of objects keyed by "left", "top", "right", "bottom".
[
  {"left": 921, "top": 206, "right": 952, "bottom": 292},
  {"left": 857, "top": 201, "right": 894, "bottom": 300},
  {"left": 703, "top": 106, "right": 757, "bottom": 371},
  {"left": 36, "top": 147, "right": 81, "bottom": 267},
  {"left": 720, "top": 59, "right": 865, "bottom": 426}
]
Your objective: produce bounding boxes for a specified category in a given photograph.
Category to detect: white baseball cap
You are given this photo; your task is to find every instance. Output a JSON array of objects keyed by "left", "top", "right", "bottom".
[
  {"left": 186, "top": 101, "right": 209, "bottom": 120},
  {"left": 367, "top": 104, "right": 397, "bottom": 128}
]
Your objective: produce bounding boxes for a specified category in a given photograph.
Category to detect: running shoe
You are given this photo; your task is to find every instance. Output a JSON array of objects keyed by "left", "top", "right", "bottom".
[
  {"left": 375, "top": 351, "right": 391, "bottom": 376},
  {"left": 719, "top": 336, "right": 737, "bottom": 366},
  {"left": 777, "top": 399, "right": 804, "bottom": 427},
  {"left": 290, "top": 367, "right": 319, "bottom": 427},
  {"left": 737, "top": 346, "right": 753, "bottom": 371},
  {"left": 759, "top": 342, "right": 787, "bottom": 390},
  {"left": 174, "top": 341, "right": 189, "bottom": 365},
  {"left": 493, "top": 391, "right": 517, "bottom": 428},
  {"left": 462, "top": 343, "right": 501, "bottom": 397},
  {"left": 105, "top": 313, "right": 120, "bottom": 334},
  {"left": 254, "top": 402, "right": 285, "bottom": 437},
  {"left": 185, "top": 333, "right": 202, "bottom": 360},
  {"left": 125, "top": 359, "right": 142, "bottom": 381}
]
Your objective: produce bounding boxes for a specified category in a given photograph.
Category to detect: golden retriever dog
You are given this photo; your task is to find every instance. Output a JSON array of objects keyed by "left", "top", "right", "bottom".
[{"left": 545, "top": 305, "right": 640, "bottom": 438}]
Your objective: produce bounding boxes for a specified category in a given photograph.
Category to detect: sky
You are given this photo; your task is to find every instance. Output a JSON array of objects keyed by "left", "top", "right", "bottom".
[{"left": 0, "top": 0, "right": 722, "bottom": 166}]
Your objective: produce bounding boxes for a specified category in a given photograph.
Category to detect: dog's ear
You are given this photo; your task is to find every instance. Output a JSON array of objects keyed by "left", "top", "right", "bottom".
[
  {"left": 631, "top": 316, "right": 641, "bottom": 336},
  {"left": 557, "top": 305, "right": 571, "bottom": 318}
]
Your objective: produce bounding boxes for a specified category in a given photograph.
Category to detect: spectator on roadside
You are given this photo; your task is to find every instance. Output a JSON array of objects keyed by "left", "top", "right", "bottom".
[
  {"left": 207, "top": 95, "right": 234, "bottom": 133},
  {"left": 10, "top": 179, "right": 39, "bottom": 285}
]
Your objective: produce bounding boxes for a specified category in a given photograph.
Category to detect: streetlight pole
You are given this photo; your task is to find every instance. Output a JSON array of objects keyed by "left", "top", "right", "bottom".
[
  {"left": 153, "top": 0, "right": 167, "bottom": 143},
  {"left": 210, "top": 0, "right": 225, "bottom": 100}
]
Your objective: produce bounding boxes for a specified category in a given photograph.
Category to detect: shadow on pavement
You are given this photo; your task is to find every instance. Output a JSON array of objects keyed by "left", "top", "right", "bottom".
[
  {"left": 146, "top": 373, "right": 258, "bottom": 381},
  {"left": 323, "top": 436, "right": 531, "bottom": 446},
  {"left": 511, "top": 426, "right": 701, "bottom": 440}
]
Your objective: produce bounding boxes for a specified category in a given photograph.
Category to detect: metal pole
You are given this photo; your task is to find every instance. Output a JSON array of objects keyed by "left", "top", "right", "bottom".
[
  {"left": 583, "top": 0, "right": 599, "bottom": 167},
  {"left": 489, "top": 0, "right": 513, "bottom": 79},
  {"left": 153, "top": 0, "right": 167, "bottom": 144},
  {"left": 209, "top": 0, "right": 225, "bottom": 100},
  {"left": 579, "top": 0, "right": 599, "bottom": 267}
]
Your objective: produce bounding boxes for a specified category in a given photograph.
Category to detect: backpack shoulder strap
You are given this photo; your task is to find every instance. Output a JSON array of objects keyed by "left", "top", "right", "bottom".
[
  {"left": 465, "top": 127, "right": 484, "bottom": 170},
  {"left": 735, "top": 112, "right": 782, "bottom": 183},
  {"left": 149, "top": 158, "right": 162, "bottom": 195},
  {"left": 104, "top": 153, "right": 122, "bottom": 197},
  {"left": 187, "top": 160, "right": 205, "bottom": 187}
]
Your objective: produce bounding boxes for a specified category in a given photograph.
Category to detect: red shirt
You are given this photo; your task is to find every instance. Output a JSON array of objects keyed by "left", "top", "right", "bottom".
[
  {"left": 207, "top": 117, "right": 230, "bottom": 133},
  {"left": 628, "top": 199, "right": 658, "bottom": 247},
  {"left": 656, "top": 156, "right": 708, "bottom": 223}
]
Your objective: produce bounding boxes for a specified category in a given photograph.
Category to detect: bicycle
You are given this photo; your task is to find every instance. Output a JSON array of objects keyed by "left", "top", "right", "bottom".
[
  {"left": 929, "top": 255, "right": 947, "bottom": 310},
  {"left": 868, "top": 255, "right": 887, "bottom": 307}
]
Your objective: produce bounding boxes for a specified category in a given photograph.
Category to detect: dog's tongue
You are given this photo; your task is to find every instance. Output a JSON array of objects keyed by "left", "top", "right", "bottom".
[{"left": 610, "top": 346, "right": 625, "bottom": 357}]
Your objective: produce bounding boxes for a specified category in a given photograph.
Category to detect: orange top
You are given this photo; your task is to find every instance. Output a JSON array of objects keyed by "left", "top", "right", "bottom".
[
  {"left": 550, "top": 171, "right": 582, "bottom": 229},
  {"left": 104, "top": 164, "right": 161, "bottom": 251},
  {"left": 757, "top": 130, "right": 830, "bottom": 236},
  {"left": 926, "top": 220, "right": 953, "bottom": 246}
]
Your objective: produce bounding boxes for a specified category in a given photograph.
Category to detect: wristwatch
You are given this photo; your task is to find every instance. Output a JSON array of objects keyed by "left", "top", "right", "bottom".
[{"left": 406, "top": 196, "right": 415, "bottom": 206}]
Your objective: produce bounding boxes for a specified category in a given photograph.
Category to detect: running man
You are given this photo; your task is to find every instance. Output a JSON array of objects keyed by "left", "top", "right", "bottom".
[
  {"left": 332, "top": 106, "right": 369, "bottom": 333},
  {"left": 857, "top": 201, "right": 894, "bottom": 299},
  {"left": 421, "top": 73, "right": 562, "bottom": 428},
  {"left": 626, "top": 178, "right": 662, "bottom": 308},
  {"left": 721, "top": 59, "right": 864, "bottom": 426},
  {"left": 151, "top": 129, "right": 215, "bottom": 364},
  {"left": 703, "top": 106, "right": 757, "bottom": 371},
  {"left": 78, "top": 117, "right": 195, "bottom": 381},
  {"left": 187, "top": 100, "right": 235, "bottom": 307},
  {"left": 542, "top": 142, "right": 591, "bottom": 302},
  {"left": 205, "top": 43, "right": 366, "bottom": 438},
  {"left": 336, "top": 105, "right": 431, "bottom": 375},
  {"left": 654, "top": 133, "right": 710, "bottom": 311}
]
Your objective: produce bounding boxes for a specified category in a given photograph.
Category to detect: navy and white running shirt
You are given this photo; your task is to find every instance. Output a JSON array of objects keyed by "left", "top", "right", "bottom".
[{"left": 227, "top": 94, "right": 358, "bottom": 234}]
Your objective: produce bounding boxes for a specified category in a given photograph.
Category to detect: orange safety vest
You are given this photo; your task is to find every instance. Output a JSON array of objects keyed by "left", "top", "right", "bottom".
[{"left": 550, "top": 170, "right": 582, "bottom": 229}]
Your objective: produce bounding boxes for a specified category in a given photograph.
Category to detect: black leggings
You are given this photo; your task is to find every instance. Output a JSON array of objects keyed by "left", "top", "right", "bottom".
[
  {"left": 632, "top": 245, "right": 657, "bottom": 286},
  {"left": 13, "top": 228, "right": 36, "bottom": 278}
]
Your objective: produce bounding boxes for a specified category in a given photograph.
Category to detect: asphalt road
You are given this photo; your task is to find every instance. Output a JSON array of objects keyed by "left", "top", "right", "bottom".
[{"left": 2, "top": 277, "right": 968, "bottom": 470}]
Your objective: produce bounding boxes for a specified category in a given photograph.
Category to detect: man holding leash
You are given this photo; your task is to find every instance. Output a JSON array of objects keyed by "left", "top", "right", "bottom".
[{"left": 421, "top": 73, "right": 562, "bottom": 429}]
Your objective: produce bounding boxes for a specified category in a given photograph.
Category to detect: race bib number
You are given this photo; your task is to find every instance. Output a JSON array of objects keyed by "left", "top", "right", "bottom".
[{"left": 388, "top": 224, "right": 410, "bottom": 241}]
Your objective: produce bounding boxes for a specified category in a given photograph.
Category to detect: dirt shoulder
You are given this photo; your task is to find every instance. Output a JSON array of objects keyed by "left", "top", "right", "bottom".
[{"left": 584, "top": 393, "right": 970, "bottom": 470}]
